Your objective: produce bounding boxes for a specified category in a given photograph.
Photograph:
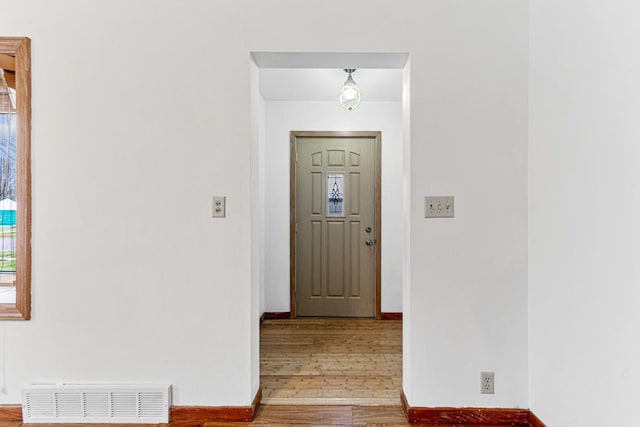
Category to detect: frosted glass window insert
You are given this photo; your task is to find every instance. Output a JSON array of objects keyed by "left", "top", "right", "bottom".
[{"left": 327, "top": 174, "right": 344, "bottom": 216}]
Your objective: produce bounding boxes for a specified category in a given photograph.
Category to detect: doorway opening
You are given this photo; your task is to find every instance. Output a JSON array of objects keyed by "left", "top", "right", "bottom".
[{"left": 250, "top": 52, "right": 411, "bottom": 405}]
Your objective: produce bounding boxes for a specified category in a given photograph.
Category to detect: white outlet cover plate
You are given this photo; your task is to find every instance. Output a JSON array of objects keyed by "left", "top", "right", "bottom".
[
  {"left": 481, "top": 371, "right": 495, "bottom": 394},
  {"left": 424, "top": 196, "right": 454, "bottom": 218},
  {"left": 212, "top": 196, "right": 226, "bottom": 218}
]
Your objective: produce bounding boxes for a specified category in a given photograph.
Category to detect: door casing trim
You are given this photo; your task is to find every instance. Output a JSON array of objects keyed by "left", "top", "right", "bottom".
[{"left": 290, "top": 131, "right": 382, "bottom": 319}]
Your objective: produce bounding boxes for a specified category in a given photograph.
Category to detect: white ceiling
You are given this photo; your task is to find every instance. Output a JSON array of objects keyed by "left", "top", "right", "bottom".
[
  {"left": 253, "top": 52, "right": 407, "bottom": 102},
  {"left": 259, "top": 68, "right": 403, "bottom": 102}
]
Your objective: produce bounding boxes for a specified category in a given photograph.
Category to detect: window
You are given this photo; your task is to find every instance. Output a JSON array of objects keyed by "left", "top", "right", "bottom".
[
  {"left": 0, "top": 37, "right": 31, "bottom": 320},
  {"left": 327, "top": 173, "right": 345, "bottom": 216}
]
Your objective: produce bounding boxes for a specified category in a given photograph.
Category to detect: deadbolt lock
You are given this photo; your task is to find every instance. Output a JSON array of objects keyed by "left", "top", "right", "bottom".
[{"left": 365, "top": 226, "right": 372, "bottom": 233}]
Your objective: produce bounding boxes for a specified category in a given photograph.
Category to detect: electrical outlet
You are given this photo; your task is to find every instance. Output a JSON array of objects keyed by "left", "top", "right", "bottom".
[{"left": 481, "top": 371, "right": 494, "bottom": 394}]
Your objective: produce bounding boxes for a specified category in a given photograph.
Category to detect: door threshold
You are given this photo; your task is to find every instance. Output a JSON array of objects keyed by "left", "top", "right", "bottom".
[{"left": 261, "top": 397, "right": 401, "bottom": 406}]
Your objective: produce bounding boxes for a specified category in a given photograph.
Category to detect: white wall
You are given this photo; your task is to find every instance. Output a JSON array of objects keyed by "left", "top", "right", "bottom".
[
  {"left": 263, "top": 100, "right": 404, "bottom": 313},
  {"left": 405, "top": 2, "right": 529, "bottom": 406},
  {"left": 1, "top": 0, "right": 529, "bottom": 409},
  {"left": 529, "top": 1, "right": 640, "bottom": 425},
  {"left": 3, "top": 1, "right": 257, "bottom": 406}
]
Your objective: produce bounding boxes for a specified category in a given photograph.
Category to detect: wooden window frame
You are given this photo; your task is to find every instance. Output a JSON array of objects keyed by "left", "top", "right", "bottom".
[{"left": 0, "top": 37, "right": 31, "bottom": 320}]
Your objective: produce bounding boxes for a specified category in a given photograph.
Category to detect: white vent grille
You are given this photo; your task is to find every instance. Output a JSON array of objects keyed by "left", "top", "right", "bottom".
[
  {"left": 84, "top": 392, "right": 110, "bottom": 418},
  {"left": 22, "top": 383, "right": 171, "bottom": 424}
]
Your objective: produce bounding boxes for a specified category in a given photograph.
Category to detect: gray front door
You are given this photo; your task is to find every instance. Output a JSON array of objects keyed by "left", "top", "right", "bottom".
[{"left": 294, "top": 134, "right": 378, "bottom": 317}]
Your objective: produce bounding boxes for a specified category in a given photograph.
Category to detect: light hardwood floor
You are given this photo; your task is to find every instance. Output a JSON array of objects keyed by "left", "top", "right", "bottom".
[
  {"left": 260, "top": 318, "right": 402, "bottom": 405},
  {"left": 207, "top": 404, "right": 522, "bottom": 426},
  {"left": 0, "top": 406, "right": 523, "bottom": 426}
]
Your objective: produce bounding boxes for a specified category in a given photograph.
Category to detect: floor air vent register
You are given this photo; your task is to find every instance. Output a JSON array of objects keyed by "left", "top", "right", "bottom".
[{"left": 22, "top": 383, "right": 171, "bottom": 424}]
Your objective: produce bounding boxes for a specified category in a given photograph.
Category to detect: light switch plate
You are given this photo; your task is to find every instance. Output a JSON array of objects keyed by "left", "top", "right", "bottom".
[
  {"left": 212, "top": 196, "right": 226, "bottom": 218},
  {"left": 424, "top": 196, "right": 454, "bottom": 218}
]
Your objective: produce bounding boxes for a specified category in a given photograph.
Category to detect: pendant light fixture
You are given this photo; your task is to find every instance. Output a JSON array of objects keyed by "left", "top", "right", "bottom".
[{"left": 339, "top": 69, "right": 361, "bottom": 111}]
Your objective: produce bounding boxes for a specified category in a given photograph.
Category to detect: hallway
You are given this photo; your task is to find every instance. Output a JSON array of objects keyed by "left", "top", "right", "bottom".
[{"left": 260, "top": 318, "right": 402, "bottom": 404}]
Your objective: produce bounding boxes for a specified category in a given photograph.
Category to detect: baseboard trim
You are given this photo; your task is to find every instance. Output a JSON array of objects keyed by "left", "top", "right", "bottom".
[
  {"left": 264, "top": 312, "right": 291, "bottom": 320},
  {"left": 3, "top": 391, "right": 545, "bottom": 426},
  {"left": 400, "top": 390, "right": 410, "bottom": 417},
  {"left": 170, "top": 387, "right": 262, "bottom": 422},
  {"left": 407, "top": 407, "right": 529, "bottom": 425},
  {"left": 381, "top": 312, "right": 402, "bottom": 320},
  {"left": 529, "top": 411, "right": 547, "bottom": 427},
  {"left": 401, "top": 391, "right": 529, "bottom": 425},
  {"left": 0, "top": 405, "right": 22, "bottom": 421},
  {"left": 2, "top": 389, "right": 263, "bottom": 423}
]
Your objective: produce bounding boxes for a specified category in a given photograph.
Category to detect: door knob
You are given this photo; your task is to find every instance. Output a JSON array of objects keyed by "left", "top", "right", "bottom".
[{"left": 365, "top": 239, "right": 376, "bottom": 246}]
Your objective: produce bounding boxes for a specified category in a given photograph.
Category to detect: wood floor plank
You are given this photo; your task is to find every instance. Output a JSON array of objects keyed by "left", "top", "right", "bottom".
[
  {"left": 351, "top": 405, "right": 409, "bottom": 424},
  {"left": 250, "top": 404, "right": 353, "bottom": 425}
]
